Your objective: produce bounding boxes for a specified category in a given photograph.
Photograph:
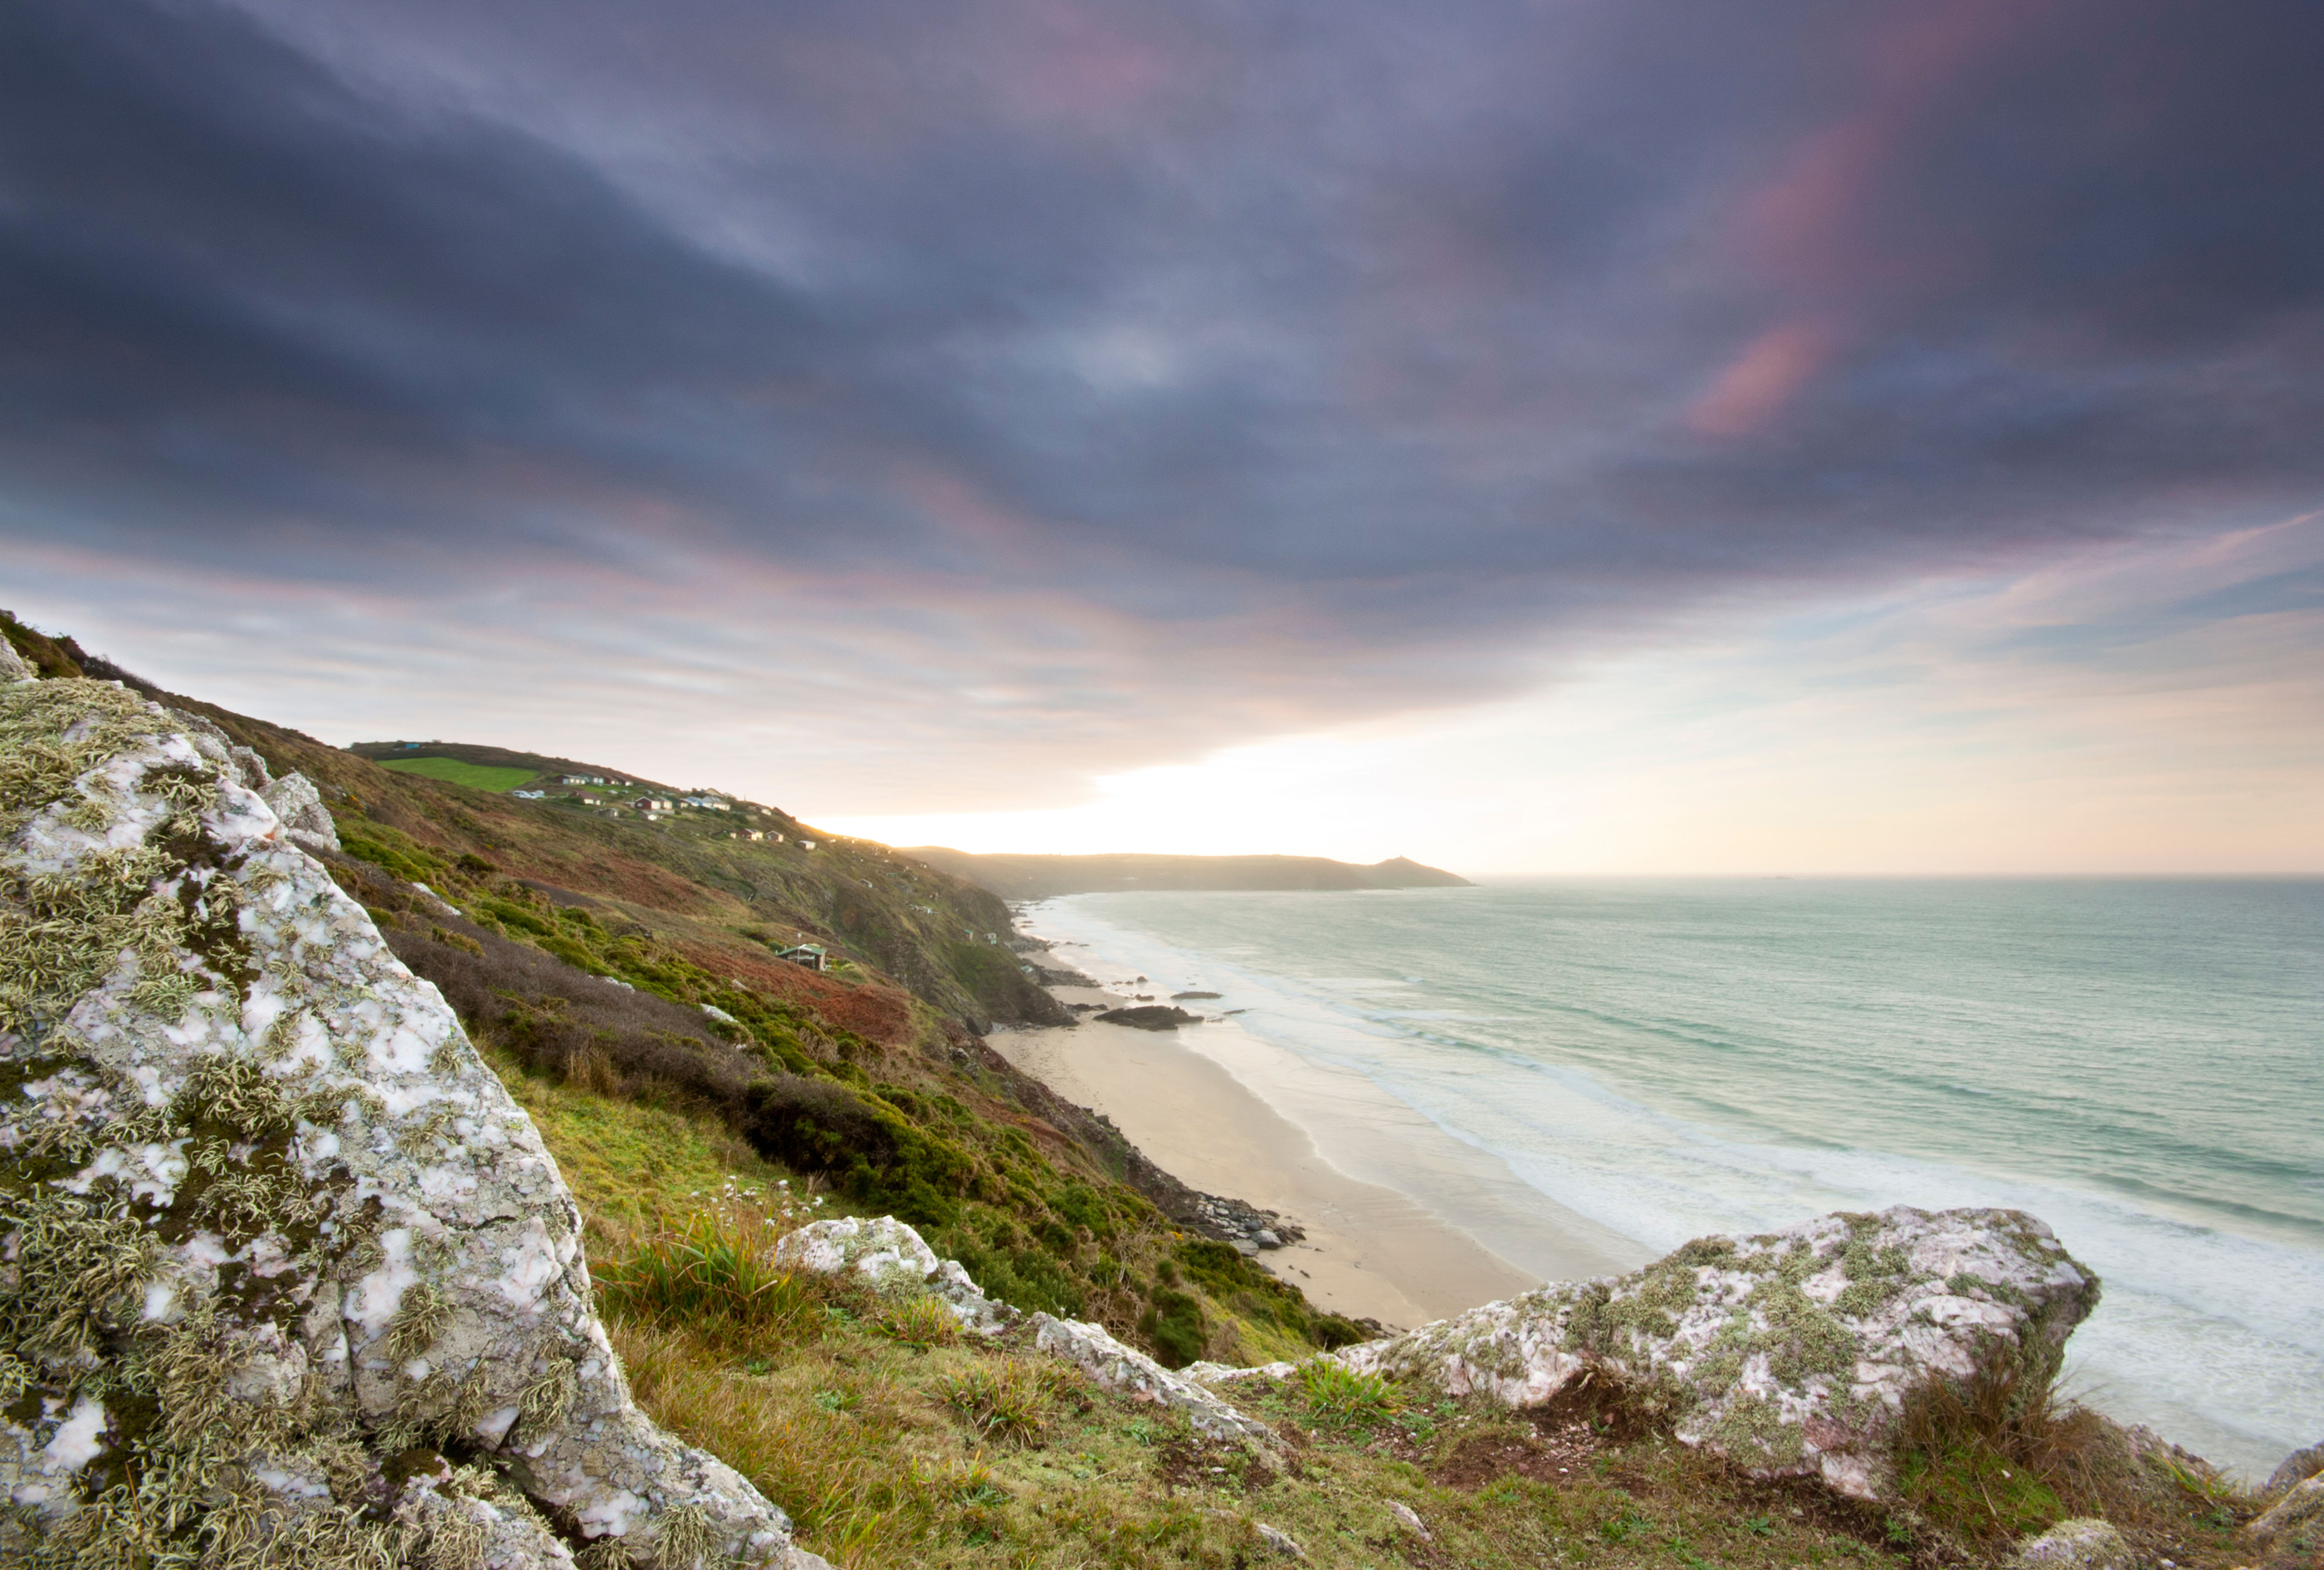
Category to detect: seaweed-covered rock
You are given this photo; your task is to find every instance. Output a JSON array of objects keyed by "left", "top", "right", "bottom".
[
  {"left": 1330, "top": 1206, "right": 2099, "bottom": 1499},
  {"left": 774, "top": 1215, "right": 1015, "bottom": 1333},
  {"left": 0, "top": 675, "right": 806, "bottom": 1567},
  {"left": 2011, "top": 1517, "right": 2132, "bottom": 1568},
  {"left": 1029, "top": 1313, "right": 1276, "bottom": 1445}
]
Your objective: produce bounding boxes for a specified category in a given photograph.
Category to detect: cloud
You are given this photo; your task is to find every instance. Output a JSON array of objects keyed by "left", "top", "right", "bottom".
[{"left": 4, "top": 0, "right": 2322, "bottom": 810}]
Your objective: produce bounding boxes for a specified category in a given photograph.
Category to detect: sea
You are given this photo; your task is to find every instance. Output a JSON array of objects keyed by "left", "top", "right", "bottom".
[{"left": 1019, "top": 878, "right": 2323, "bottom": 1481}]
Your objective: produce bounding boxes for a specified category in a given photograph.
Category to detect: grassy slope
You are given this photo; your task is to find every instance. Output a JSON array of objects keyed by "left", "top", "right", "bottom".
[{"left": 530, "top": 1082, "right": 2280, "bottom": 1570}]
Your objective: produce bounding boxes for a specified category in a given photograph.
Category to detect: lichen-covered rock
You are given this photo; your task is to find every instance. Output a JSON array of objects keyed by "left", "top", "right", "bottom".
[
  {"left": 774, "top": 1215, "right": 1015, "bottom": 1334},
  {"left": 2247, "top": 1475, "right": 2324, "bottom": 1548},
  {"left": 1255, "top": 1522, "right": 1306, "bottom": 1558},
  {"left": 2267, "top": 1440, "right": 2324, "bottom": 1497},
  {"left": 0, "top": 677, "right": 801, "bottom": 1567},
  {"left": 1029, "top": 1313, "right": 1275, "bottom": 1445},
  {"left": 1330, "top": 1206, "right": 2099, "bottom": 1499},
  {"left": 1184, "top": 1359, "right": 1296, "bottom": 1386},
  {"left": 2012, "top": 1517, "right": 2132, "bottom": 1568},
  {"left": 260, "top": 770, "right": 341, "bottom": 856}
]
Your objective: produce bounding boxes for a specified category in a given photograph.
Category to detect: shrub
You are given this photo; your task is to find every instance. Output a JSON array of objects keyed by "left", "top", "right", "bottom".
[{"left": 1138, "top": 1289, "right": 1205, "bottom": 1369}]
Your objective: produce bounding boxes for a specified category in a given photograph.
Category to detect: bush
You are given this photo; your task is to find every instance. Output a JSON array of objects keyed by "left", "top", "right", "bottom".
[{"left": 1138, "top": 1289, "right": 1205, "bottom": 1369}]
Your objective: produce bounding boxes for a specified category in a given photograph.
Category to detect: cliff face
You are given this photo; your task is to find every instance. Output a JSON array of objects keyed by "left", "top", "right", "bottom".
[{"left": 898, "top": 849, "right": 1473, "bottom": 899}]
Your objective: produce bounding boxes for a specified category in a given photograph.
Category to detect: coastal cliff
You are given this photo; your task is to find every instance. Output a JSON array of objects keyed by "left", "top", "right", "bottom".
[{"left": 3, "top": 619, "right": 2315, "bottom": 1570}]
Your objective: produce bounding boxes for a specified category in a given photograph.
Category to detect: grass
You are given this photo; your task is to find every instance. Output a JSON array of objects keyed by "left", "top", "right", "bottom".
[
  {"left": 1298, "top": 1360, "right": 1403, "bottom": 1432},
  {"left": 374, "top": 756, "right": 541, "bottom": 792},
  {"left": 570, "top": 1185, "right": 2279, "bottom": 1570},
  {"left": 484, "top": 1043, "right": 832, "bottom": 1246}
]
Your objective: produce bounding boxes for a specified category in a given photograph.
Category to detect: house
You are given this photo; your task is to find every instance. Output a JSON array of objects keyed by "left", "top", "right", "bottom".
[
  {"left": 634, "top": 797, "right": 673, "bottom": 812},
  {"left": 776, "top": 943, "right": 828, "bottom": 972},
  {"left": 798, "top": 839, "right": 816, "bottom": 850},
  {"left": 559, "top": 775, "right": 606, "bottom": 786},
  {"left": 743, "top": 829, "right": 764, "bottom": 841}
]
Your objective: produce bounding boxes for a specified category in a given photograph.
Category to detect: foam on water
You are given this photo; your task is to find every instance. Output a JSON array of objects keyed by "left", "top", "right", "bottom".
[{"left": 1025, "top": 879, "right": 2324, "bottom": 1480}]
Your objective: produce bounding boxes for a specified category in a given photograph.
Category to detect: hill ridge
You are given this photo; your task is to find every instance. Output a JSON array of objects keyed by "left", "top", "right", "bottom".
[{"left": 901, "top": 847, "right": 1472, "bottom": 899}]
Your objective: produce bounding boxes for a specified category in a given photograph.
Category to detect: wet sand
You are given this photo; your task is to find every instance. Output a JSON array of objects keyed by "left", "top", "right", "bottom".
[{"left": 998, "top": 978, "right": 1639, "bottom": 1329}]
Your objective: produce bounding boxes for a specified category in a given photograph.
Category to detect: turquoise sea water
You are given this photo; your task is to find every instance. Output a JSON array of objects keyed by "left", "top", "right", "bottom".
[{"left": 1024, "top": 879, "right": 2323, "bottom": 1479}]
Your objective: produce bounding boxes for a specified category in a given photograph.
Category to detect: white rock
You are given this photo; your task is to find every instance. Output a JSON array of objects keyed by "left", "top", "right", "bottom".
[
  {"left": 1185, "top": 1360, "right": 1296, "bottom": 1386},
  {"left": 1030, "top": 1313, "right": 1275, "bottom": 1445},
  {"left": 0, "top": 638, "right": 33, "bottom": 682},
  {"left": 0, "top": 678, "right": 799, "bottom": 1568},
  {"left": 2014, "top": 1518, "right": 2132, "bottom": 1568},
  {"left": 1386, "top": 1499, "right": 1431, "bottom": 1539},
  {"left": 1327, "top": 1205, "right": 2100, "bottom": 1500},
  {"left": 774, "top": 1215, "right": 1015, "bottom": 1333},
  {"left": 1256, "top": 1522, "right": 1306, "bottom": 1558},
  {"left": 260, "top": 770, "right": 340, "bottom": 855}
]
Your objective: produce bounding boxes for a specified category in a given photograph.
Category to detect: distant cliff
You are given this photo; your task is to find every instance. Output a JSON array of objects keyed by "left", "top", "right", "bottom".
[{"left": 900, "top": 849, "right": 1472, "bottom": 899}]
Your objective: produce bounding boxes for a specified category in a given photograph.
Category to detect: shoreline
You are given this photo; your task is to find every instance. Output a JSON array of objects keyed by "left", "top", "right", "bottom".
[{"left": 995, "top": 955, "right": 1641, "bottom": 1330}]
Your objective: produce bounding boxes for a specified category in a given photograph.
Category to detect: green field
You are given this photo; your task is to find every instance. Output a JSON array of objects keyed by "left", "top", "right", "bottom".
[{"left": 374, "top": 756, "right": 540, "bottom": 792}]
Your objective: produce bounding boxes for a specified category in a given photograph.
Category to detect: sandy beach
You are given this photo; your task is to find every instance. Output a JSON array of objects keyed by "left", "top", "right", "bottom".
[{"left": 997, "top": 972, "right": 1643, "bottom": 1329}]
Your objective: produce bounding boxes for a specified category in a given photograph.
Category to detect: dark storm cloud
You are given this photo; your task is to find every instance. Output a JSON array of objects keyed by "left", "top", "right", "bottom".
[{"left": 5, "top": 0, "right": 2322, "bottom": 714}]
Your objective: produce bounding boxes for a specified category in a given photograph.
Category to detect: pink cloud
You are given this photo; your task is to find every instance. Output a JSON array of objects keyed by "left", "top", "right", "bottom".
[{"left": 1686, "top": 319, "right": 1836, "bottom": 437}]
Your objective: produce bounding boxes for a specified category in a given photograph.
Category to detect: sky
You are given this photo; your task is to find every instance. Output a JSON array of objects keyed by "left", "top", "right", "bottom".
[{"left": 3, "top": 0, "right": 2320, "bottom": 874}]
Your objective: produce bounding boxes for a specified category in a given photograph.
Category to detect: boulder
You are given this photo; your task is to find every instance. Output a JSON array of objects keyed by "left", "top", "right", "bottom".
[
  {"left": 773, "top": 1215, "right": 1015, "bottom": 1333},
  {"left": 1029, "top": 1313, "right": 1276, "bottom": 1445},
  {"left": 0, "top": 677, "right": 807, "bottom": 1567},
  {"left": 1330, "top": 1206, "right": 2099, "bottom": 1499},
  {"left": 2011, "top": 1517, "right": 2132, "bottom": 1568},
  {"left": 2267, "top": 1440, "right": 2324, "bottom": 1497},
  {"left": 2247, "top": 1475, "right": 2324, "bottom": 1548}
]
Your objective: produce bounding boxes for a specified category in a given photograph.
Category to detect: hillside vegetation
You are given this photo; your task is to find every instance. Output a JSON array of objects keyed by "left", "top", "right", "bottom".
[{"left": 1, "top": 609, "right": 2299, "bottom": 1570}]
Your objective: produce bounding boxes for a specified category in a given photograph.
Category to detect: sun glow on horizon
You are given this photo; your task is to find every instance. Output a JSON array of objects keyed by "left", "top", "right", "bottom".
[{"left": 821, "top": 519, "right": 2324, "bottom": 878}]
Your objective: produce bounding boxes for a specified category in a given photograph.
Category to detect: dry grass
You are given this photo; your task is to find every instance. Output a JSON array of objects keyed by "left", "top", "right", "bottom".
[{"left": 1891, "top": 1362, "right": 2261, "bottom": 1562}]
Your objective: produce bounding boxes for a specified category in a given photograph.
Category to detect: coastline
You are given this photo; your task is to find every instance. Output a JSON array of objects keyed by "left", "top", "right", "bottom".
[{"left": 994, "top": 957, "right": 1642, "bottom": 1329}]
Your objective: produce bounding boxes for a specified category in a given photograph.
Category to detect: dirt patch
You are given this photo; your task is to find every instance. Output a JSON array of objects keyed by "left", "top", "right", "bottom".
[
  {"left": 1433, "top": 1431, "right": 1584, "bottom": 1489},
  {"left": 1153, "top": 1433, "right": 1243, "bottom": 1493},
  {"left": 1526, "top": 1366, "right": 1657, "bottom": 1444}
]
